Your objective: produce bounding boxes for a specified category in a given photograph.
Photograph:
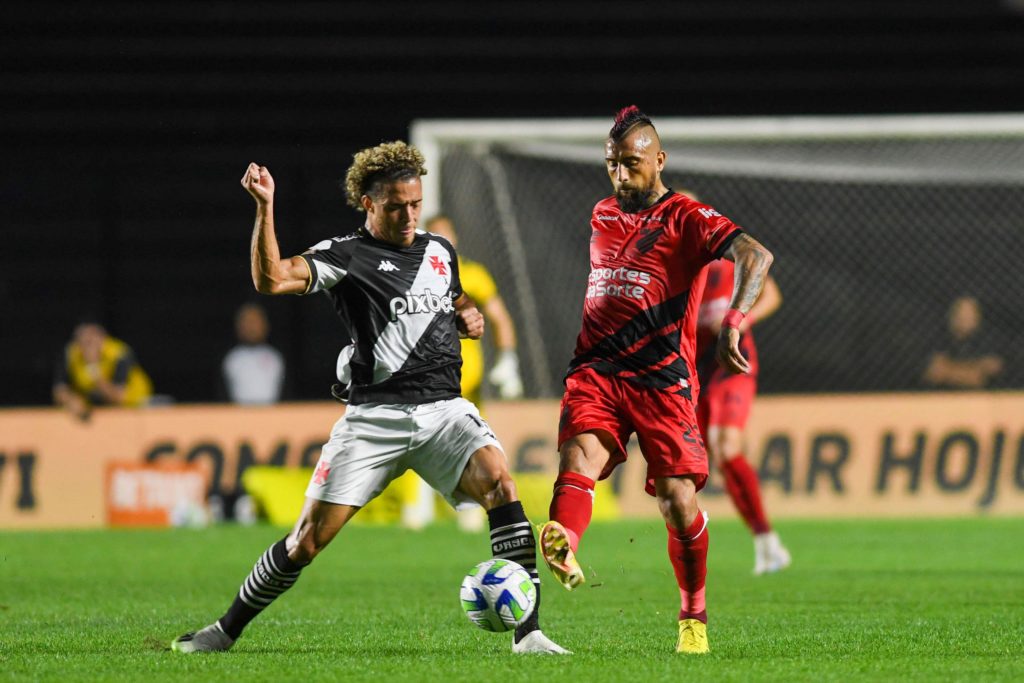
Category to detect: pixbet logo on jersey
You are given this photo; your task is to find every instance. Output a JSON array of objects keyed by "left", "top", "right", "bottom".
[
  {"left": 389, "top": 289, "right": 454, "bottom": 321},
  {"left": 586, "top": 266, "right": 652, "bottom": 300}
]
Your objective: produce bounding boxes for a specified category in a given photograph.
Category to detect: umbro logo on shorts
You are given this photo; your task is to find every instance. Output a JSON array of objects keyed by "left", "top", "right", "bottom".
[{"left": 378, "top": 260, "right": 400, "bottom": 272}]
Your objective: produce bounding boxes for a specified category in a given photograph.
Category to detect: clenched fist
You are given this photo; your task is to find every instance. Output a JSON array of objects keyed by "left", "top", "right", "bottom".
[
  {"left": 241, "top": 163, "right": 275, "bottom": 206},
  {"left": 457, "top": 307, "right": 484, "bottom": 340}
]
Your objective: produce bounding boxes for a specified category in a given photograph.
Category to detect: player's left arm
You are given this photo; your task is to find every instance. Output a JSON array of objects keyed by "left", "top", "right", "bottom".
[
  {"left": 454, "top": 294, "right": 485, "bottom": 340},
  {"left": 741, "top": 274, "right": 782, "bottom": 331},
  {"left": 718, "top": 233, "right": 774, "bottom": 373}
]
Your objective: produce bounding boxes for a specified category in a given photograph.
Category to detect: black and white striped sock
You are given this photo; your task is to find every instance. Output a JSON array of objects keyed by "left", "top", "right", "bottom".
[
  {"left": 218, "top": 537, "right": 304, "bottom": 640},
  {"left": 487, "top": 501, "right": 541, "bottom": 642}
]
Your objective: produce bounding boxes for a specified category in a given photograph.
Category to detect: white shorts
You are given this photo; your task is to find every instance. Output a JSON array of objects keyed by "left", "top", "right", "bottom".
[{"left": 305, "top": 397, "right": 502, "bottom": 510}]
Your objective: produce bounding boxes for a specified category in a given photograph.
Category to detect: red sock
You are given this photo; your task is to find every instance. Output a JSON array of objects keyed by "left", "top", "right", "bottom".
[
  {"left": 667, "top": 511, "right": 709, "bottom": 623},
  {"left": 548, "top": 472, "right": 594, "bottom": 551},
  {"left": 721, "top": 455, "right": 771, "bottom": 535}
]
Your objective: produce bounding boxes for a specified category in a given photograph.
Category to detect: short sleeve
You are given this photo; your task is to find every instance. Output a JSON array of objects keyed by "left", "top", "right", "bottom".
[
  {"left": 686, "top": 202, "right": 743, "bottom": 260},
  {"left": 449, "top": 249, "right": 464, "bottom": 301},
  {"left": 301, "top": 237, "right": 356, "bottom": 294}
]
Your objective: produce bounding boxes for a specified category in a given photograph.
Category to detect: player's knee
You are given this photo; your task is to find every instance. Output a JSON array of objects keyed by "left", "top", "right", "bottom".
[
  {"left": 559, "top": 442, "right": 586, "bottom": 471},
  {"left": 656, "top": 479, "right": 699, "bottom": 529},
  {"left": 558, "top": 438, "right": 606, "bottom": 480}
]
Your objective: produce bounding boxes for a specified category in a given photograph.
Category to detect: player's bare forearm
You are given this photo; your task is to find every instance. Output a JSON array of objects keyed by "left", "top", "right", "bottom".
[
  {"left": 243, "top": 166, "right": 310, "bottom": 296},
  {"left": 725, "top": 234, "right": 774, "bottom": 315},
  {"left": 250, "top": 204, "right": 284, "bottom": 293},
  {"left": 744, "top": 275, "right": 782, "bottom": 328},
  {"left": 716, "top": 234, "right": 773, "bottom": 374}
]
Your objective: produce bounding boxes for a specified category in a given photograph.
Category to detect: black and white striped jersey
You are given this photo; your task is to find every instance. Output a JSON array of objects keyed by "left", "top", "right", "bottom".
[{"left": 301, "top": 227, "right": 464, "bottom": 405}]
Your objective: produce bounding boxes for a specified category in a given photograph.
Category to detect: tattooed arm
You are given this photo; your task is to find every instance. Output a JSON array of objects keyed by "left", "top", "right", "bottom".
[{"left": 717, "top": 233, "right": 774, "bottom": 374}]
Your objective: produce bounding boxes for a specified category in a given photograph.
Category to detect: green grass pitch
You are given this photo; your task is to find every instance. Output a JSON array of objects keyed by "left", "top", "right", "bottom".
[{"left": 3, "top": 517, "right": 1022, "bottom": 681}]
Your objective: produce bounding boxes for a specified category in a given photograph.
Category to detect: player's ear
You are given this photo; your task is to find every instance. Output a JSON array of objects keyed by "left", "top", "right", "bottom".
[
  {"left": 656, "top": 149, "right": 666, "bottom": 172},
  {"left": 360, "top": 194, "right": 374, "bottom": 213}
]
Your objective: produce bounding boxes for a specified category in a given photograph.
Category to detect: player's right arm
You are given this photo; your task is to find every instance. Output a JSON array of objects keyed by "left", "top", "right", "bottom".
[
  {"left": 242, "top": 163, "right": 312, "bottom": 296},
  {"left": 454, "top": 294, "right": 485, "bottom": 340}
]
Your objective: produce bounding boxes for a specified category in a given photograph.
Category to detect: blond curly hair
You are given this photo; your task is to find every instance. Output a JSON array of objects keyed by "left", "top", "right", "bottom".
[{"left": 344, "top": 140, "right": 427, "bottom": 210}]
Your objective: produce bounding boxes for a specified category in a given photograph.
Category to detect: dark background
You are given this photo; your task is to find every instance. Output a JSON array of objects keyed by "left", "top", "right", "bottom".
[{"left": 5, "top": 0, "right": 1024, "bottom": 405}]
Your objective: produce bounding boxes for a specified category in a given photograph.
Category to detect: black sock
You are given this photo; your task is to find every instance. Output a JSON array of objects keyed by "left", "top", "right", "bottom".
[
  {"left": 218, "top": 537, "right": 305, "bottom": 640},
  {"left": 487, "top": 501, "right": 541, "bottom": 642}
]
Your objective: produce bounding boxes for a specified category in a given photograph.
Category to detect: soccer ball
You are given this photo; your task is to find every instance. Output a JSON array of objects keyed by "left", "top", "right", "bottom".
[{"left": 459, "top": 559, "right": 536, "bottom": 632}]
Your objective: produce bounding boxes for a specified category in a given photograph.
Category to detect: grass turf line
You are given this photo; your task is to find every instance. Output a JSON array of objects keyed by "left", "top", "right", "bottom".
[{"left": 2, "top": 518, "right": 1022, "bottom": 682}]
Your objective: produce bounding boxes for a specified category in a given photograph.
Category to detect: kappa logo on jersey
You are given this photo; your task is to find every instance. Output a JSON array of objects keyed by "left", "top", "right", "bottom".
[
  {"left": 697, "top": 207, "right": 722, "bottom": 219},
  {"left": 377, "top": 260, "right": 400, "bottom": 272},
  {"left": 389, "top": 288, "right": 454, "bottom": 321},
  {"left": 596, "top": 215, "right": 619, "bottom": 221},
  {"left": 429, "top": 256, "right": 447, "bottom": 275}
]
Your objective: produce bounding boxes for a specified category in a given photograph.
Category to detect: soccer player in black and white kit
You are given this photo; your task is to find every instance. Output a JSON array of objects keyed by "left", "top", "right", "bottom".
[{"left": 172, "top": 141, "right": 568, "bottom": 655}]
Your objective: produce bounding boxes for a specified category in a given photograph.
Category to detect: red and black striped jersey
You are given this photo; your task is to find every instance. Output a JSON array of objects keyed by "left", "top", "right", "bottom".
[{"left": 568, "top": 191, "right": 742, "bottom": 398}]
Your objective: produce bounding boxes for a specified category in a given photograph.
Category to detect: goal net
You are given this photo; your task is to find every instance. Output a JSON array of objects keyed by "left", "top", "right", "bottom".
[{"left": 411, "top": 115, "right": 1024, "bottom": 397}]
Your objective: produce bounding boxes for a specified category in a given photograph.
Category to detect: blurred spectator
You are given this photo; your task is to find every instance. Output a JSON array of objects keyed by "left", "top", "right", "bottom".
[
  {"left": 53, "top": 320, "right": 153, "bottom": 420},
  {"left": 222, "top": 302, "right": 285, "bottom": 404},
  {"left": 424, "top": 215, "right": 524, "bottom": 403},
  {"left": 923, "top": 296, "right": 1004, "bottom": 389}
]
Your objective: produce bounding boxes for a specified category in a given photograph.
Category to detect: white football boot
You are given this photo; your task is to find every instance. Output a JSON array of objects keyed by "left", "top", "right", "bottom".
[
  {"left": 171, "top": 621, "right": 235, "bottom": 653},
  {"left": 512, "top": 630, "right": 572, "bottom": 654},
  {"left": 753, "top": 531, "right": 792, "bottom": 575}
]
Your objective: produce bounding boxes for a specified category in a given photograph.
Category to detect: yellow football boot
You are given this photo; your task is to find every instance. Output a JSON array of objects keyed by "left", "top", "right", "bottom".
[
  {"left": 538, "top": 521, "right": 585, "bottom": 590},
  {"left": 676, "top": 618, "right": 709, "bottom": 654}
]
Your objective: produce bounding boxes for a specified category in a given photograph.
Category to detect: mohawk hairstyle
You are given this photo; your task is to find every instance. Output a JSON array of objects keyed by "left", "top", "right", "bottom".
[
  {"left": 609, "top": 105, "right": 655, "bottom": 141},
  {"left": 343, "top": 140, "right": 427, "bottom": 211}
]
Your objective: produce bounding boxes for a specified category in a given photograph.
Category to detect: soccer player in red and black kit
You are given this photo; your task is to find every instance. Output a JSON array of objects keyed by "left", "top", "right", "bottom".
[
  {"left": 696, "top": 252, "right": 791, "bottom": 575},
  {"left": 539, "top": 106, "right": 774, "bottom": 654}
]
